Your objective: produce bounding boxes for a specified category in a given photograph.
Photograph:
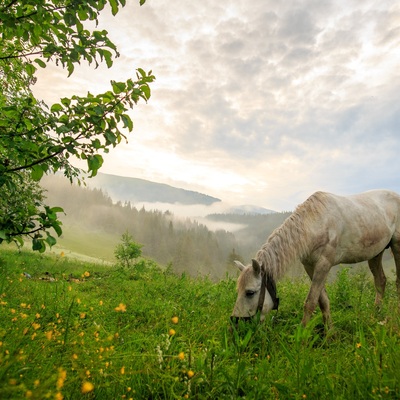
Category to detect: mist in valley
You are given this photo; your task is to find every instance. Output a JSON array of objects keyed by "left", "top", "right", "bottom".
[{"left": 41, "top": 174, "right": 292, "bottom": 279}]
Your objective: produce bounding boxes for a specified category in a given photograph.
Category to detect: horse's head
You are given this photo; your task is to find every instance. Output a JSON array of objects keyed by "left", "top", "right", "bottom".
[{"left": 231, "top": 259, "right": 279, "bottom": 324}]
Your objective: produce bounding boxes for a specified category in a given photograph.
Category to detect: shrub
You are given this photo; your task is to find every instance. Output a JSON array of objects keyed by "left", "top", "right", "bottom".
[{"left": 114, "top": 231, "right": 143, "bottom": 268}]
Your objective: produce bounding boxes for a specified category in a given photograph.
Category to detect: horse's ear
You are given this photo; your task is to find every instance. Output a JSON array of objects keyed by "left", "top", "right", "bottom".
[
  {"left": 234, "top": 260, "right": 246, "bottom": 271},
  {"left": 252, "top": 259, "right": 261, "bottom": 275}
]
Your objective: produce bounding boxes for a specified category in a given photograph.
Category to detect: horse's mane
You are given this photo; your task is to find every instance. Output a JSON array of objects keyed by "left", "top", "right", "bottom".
[{"left": 256, "top": 191, "right": 330, "bottom": 280}]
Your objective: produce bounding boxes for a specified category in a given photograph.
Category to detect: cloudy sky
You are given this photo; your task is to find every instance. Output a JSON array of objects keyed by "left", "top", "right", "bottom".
[{"left": 34, "top": 0, "right": 400, "bottom": 211}]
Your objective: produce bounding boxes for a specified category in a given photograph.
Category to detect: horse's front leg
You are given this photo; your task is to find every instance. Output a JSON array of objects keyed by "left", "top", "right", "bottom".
[
  {"left": 318, "top": 287, "right": 332, "bottom": 329},
  {"left": 368, "top": 250, "right": 386, "bottom": 307},
  {"left": 302, "top": 259, "right": 331, "bottom": 326}
]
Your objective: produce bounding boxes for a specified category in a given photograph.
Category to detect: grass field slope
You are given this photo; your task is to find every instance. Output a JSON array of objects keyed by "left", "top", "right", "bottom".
[{"left": 1, "top": 249, "right": 400, "bottom": 399}]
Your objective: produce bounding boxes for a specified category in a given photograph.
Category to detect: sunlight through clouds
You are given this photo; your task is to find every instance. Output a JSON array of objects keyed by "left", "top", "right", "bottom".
[{"left": 33, "top": 0, "right": 400, "bottom": 211}]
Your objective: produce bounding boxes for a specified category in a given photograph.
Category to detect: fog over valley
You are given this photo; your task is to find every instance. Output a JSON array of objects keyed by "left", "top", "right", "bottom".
[{"left": 41, "top": 174, "right": 291, "bottom": 279}]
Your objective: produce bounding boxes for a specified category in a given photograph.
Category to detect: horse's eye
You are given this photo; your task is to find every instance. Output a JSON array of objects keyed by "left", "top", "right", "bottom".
[{"left": 245, "top": 290, "right": 255, "bottom": 298}]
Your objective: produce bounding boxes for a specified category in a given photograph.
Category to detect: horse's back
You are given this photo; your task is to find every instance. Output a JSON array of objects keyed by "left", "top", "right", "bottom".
[
  {"left": 337, "top": 189, "right": 400, "bottom": 225},
  {"left": 310, "top": 189, "right": 400, "bottom": 222},
  {"left": 305, "top": 190, "right": 400, "bottom": 264}
]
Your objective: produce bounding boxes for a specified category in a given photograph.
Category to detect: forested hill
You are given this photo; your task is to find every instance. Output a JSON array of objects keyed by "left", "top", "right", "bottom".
[
  {"left": 41, "top": 175, "right": 292, "bottom": 279},
  {"left": 87, "top": 172, "right": 221, "bottom": 205},
  {"left": 41, "top": 175, "right": 238, "bottom": 279}
]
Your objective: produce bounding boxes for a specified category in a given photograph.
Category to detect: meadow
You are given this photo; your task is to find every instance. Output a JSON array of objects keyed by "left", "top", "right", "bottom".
[{"left": 1, "top": 248, "right": 400, "bottom": 399}]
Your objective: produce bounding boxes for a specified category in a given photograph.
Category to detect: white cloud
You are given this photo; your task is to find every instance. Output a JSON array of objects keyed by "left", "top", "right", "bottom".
[{"left": 33, "top": 0, "right": 400, "bottom": 211}]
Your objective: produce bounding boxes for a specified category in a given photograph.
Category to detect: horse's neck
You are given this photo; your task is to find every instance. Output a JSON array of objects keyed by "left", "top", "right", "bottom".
[{"left": 258, "top": 215, "right": 310, "bottom": 280}]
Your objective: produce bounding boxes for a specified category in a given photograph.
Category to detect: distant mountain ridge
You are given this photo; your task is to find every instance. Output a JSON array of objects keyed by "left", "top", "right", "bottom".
[
  {"left": 87, "top": 172, "right": 221, "bottom": 206},
  {"left": 226, "top": 204, "right": 275, "bottom": 215}
]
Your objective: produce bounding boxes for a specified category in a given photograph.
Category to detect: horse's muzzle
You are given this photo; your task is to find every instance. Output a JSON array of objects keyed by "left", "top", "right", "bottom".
[{"left": 230, "top": 316, "right": 253, "bottom": 324}]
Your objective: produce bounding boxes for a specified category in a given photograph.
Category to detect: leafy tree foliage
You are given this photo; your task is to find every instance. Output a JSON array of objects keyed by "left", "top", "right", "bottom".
[
  {"left": 114, "top": 230, "right": 143, "bottom": 268},
  {"left": 0, "top": 0, "right": 154, "bottom": 251}
]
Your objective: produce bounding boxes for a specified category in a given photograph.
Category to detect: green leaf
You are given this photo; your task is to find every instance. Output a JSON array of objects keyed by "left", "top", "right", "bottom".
[
  {"left": 105, "top": 131, "right": 116, "bottom": 144},
  {"left": 67, "top": 62, "right": 74, "bottom": 77},
  {"left": 34, "top": 58, "right": 47, "bottom": 68},
  {"left": 137, "top": 68, "right": 146, "bottom": 78},
  {"left": 87, "top": 154, "right": 104, "bottom": 175},
  {"left": 121, "top": 114, "right": 133, "bottom": 131},
  {"left": 51, "top": 103, "right": 63, "bottom": 113},
  {"left": 64, "top": 12, "right": 76, "bottom": 27},
  {"left": 111, "top": 81, "right": 126, "bottom": 94},
  {"left": 32, "top": 239, "right": 46, "bottom": 253},
  {"left": 109, "top": 0, "right": 119, "bottom": 16},
  {"left": 50, "top": 207, "right": 64, "bottom": 214},
  {"left": 31, "top": 166, "right": 44, "bottom": 181},
  {"left": 25, "top": 63, "right": 36, "bottom": 77},
  {"left": 61, "top": 98, "right": 71, "bottom": 107},
  {"left": 92, "top": 138, "right": 102, "bottom": 149},
  {"left": 52, "top": 223, "right": 63, "bottom": 237},
  {"left": 140, "top": 84, "right": 151, "bottom": 100},
  {"left": 45, "top": 234, "right": 57, "bottom": 247},
  {"left": 102, "top": 49, "right": 113, "bottom": 68}
]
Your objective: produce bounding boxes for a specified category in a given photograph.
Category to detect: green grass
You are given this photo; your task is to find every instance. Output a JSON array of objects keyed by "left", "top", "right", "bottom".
[
  {"left": 53, "top": 225, "right": 119, "bottom": 263},
  {"left": 1, "top": 249, "right": 400, "bottom": 399}
]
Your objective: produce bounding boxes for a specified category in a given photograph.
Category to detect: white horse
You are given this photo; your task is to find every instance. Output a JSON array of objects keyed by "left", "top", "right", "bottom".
[{"left": 231, "top": 190, "right": 400, "bottom": 327}]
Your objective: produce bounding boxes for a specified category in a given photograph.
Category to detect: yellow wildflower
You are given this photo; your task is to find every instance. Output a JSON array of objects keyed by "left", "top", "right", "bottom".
[
  {"left": 84, "top": 271, "right": 90, "bottom": 277},
  {"left": 187, "top": 370, "right": 194, "bottom": 378},
  {"left": 178, "top": 352, "right": 185, "bottom": 360},
  {"left": 169, "top": 329, "right": 176, "bottom": 336},
  {"left": 57, "top": 368, "right": 67, "bottom": 389},
  {"left": 171, "top": 316, "right": 179, "bottom": 324},
  {"left": 81, "top": 381, "right": 94, "bottom": 394},
  {"left": 115, "top": 303, "right": 127, "bottom": 312},
  {"left": 120, "top": 366, "right": 125, "bottom": 375}
]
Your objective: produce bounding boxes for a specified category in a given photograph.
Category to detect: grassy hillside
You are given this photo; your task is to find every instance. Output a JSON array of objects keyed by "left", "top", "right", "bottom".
[{"left": 1, "top": 249, "right": 400, "bottom": 399}]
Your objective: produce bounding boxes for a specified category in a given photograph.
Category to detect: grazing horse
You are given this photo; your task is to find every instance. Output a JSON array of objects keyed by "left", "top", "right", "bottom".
[{"left": 231, "top": 190, "right": 400, "bottom": 327}]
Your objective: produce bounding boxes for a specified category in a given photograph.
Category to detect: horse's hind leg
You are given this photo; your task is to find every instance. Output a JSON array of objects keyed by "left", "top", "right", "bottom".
[
  {"left": 368, "top": 250, "right": 386, "bottom": 306},
  {"left": 390, "top": 238, "right": 400, "bottom": 307}
]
